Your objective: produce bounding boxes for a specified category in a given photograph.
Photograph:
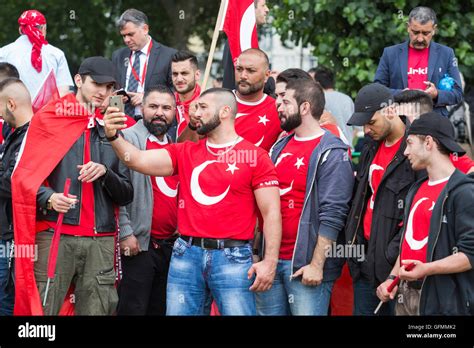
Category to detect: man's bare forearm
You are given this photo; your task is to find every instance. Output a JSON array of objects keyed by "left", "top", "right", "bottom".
[
  {"left": 109, "top": 135, "right": 172, "bottom": 177},
  {"left": 310, "top": 235, "right": 332, "bottom": 269},
  {"left": 261, "top": 209, "right": 281, "bottom": 262}
]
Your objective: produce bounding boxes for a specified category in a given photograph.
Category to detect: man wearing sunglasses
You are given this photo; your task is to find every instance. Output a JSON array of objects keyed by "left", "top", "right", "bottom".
[{"left": 374, "top": 6, "right": 463, "bottom": 117}]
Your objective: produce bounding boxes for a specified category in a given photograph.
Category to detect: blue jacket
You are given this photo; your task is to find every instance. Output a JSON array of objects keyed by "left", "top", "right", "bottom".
[
  {"left": 374, "top": 41, "right": 463, "bottom": 116},
  {"left": 270, "top": 131, "right": 354, "bottom": 281}
]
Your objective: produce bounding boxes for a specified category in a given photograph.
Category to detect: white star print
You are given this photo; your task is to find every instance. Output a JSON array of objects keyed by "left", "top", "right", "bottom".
[
  {"left": 258, "top": 115, "right": 269, "bottom": 126},
  {"left": 31, "top": 12, "right": 37, "bottom": 18},
  {"left": 294, "top": 157, "right": 305, "bottom": 169},
  {"left": 226, "top": 162, "right": 239, "bottom": 174}
]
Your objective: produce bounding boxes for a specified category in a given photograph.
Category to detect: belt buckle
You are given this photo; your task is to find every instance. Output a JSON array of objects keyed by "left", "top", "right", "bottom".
[
  {"left": 201, "top": 238, "right": 219, "bottom": 250},
  {"left": 152, "top": 240, "right": 160, "bottom": 249}
]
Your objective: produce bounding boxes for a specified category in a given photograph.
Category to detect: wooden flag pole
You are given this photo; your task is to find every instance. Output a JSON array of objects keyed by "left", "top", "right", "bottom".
[{"left": 202, "top": 0, "right": 227, "bottom": 90}]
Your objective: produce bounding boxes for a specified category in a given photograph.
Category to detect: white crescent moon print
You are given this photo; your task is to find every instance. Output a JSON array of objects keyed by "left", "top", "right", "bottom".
[
  {"left": 190, "top": 160, "right": 230, "bottom": 205},
  {"left": 155, "top": 176, "right": 178, "bottom": 198},
  {"left": 405, "top": 197, "right": 430, "bottom": 250}
]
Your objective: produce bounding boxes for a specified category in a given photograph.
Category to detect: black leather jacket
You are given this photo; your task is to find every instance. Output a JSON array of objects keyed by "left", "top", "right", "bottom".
[
  {"left": 0, "top": 122, "right": 29, "bottom": 240},
  {"left": 345, "top": 128, "right": 424, "bottom": 286},
  {"left": 36, "top": 124, "right": 133, "bottom": 233}
]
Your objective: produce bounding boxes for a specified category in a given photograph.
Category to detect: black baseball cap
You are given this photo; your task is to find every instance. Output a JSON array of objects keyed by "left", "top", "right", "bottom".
[
  {"left": 408, "top": 112, "right": 466, "bottom": 155},
  {"left": 347, "top": 83, "right": 394, "bottom": 126},
  {"left": 78, "top": 56, "right": 117, "bottom": 85}
]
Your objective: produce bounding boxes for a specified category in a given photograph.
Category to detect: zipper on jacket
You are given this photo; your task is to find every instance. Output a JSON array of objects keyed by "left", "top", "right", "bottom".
[
  {"left": 290, "top": 142, "right": 351, "bottom": 273},
  {"left": 348, "top": 146, "right": 387, "bottom": 246},
  {"left": 93, "top": 129, "right": 97, "bottom": 235},
  {"left": 77, "top": 132, "right": 85, "bottom": 225},
  {"left": 418, "top": 193, "right": 448, "bottom": 313},
  {"left": 290, "top": 151, "right": 322, "bottom": 274},
  {"left": 350, "top": 180, "right": 368, "bottom": 245}
]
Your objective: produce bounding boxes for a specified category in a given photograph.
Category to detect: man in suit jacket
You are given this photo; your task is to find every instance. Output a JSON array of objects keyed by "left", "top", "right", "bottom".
[
  {"left": 374, "top": 6, "right": 462, "bottom": 117},
  {"left": 112, "top": 8, "right": 176, "bottom": 120}
]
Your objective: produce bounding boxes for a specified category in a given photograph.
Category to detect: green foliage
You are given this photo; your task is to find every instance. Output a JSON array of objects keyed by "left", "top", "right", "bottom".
[
  {"left": 0, "top": 0, "right": 221, "bottom": 75},
  {"left": 271, "top": 0, "right": 474, "bottom": 97}
]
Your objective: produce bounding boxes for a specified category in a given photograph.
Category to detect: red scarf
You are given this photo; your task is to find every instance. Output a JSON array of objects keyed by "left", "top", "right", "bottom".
[
  {"left": 175, "top": 84, "right": 201, "bottom": 122},
  {"left": 18, "top": 10, "right": 48, "bottom": 73},
  {"left": 12, "top": 93, "right": 90, "bottom": 315}
]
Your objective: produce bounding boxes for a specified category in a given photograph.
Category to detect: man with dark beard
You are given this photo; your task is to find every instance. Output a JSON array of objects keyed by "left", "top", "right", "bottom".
[
  {"left": 116, "top": 85, "right": 179, "bottom": 315},
  {"left": 179, "top": 48, "right": 281, "bottom": 152},
  {"left": 104, "top": 87, "right": 282, "bottom": 315},
  {"left": 233, "top": 48, "right": 281, "bottom": 152},
  {"left": 256, "top": 79, "right": 354, "bottom": 315}
]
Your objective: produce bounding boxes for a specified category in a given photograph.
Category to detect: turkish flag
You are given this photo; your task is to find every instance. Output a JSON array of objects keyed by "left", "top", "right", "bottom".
[
  {"left": 221, "top": 0, "right": 259, "bottom": 64},
  {"left": 32, "top": 69, "right": 60, "bottom": 113},
  {"left": 12, "top": 93, "right": 89, "bottom": 315}
]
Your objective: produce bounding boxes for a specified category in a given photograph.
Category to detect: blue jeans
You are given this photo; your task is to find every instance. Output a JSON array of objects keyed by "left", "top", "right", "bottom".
[
  {"left": 353, "top": 278, "right": 394, "bottom": 315},
  {"left": 255, "top": 259, "right": 334, "bottom": 315},
  {"left": 166, "top": 237, "right": 256, "bottom": 316},
  {"left": 0, "top": 239, "right": 14, "bottom": 315}
]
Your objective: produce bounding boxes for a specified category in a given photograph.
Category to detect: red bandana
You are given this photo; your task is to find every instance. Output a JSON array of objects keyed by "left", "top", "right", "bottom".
[{"left": 18, "top": 10, "right": 48, "bottom": 73}]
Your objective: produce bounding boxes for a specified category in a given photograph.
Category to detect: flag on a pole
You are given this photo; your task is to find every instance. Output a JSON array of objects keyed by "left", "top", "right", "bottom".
[
  {"left": 221, "top": 0, "right": 259, "bottom": 89},
  {"left": 32, "top": 69, "right": 60, "bottom": 113},
  {"left": 12, "top": 93, "right": 89, "bottom": 315},
  {"left": 221, "top": 0, "right": 259, "bottom": 63}
]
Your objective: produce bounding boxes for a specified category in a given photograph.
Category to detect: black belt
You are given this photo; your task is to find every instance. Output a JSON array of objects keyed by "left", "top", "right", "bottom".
[
  {"left": 180, "top": 235, "right": 249, "bottom": 250},
  {"left": 150, "top": 236, "right": 177, "bottom": 249}
]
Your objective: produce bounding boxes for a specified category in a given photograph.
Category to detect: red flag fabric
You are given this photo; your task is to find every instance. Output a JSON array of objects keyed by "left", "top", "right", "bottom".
[
  {"left": 47, "top": 178, "right": 71, "bottom": 279},
  {"left": 18, "top": 10, "right": 48, "bottom": 73},
  {"left": 221, "top": 0, "right": 259, "bottom": 64},
  {"left": 12, "top": 93, "right": 90, "bottom": 315},
  {"left": 32, "top": 69, "right": 60, "bottom": 113}
]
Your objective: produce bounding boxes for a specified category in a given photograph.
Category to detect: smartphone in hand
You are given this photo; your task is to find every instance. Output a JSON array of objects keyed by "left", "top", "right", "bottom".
[
  {"left": 109, "top": 95, "right": 125, "bottom": 126},
  {"left": 109, "top": 95, "right": 124, "bottom": 113}
]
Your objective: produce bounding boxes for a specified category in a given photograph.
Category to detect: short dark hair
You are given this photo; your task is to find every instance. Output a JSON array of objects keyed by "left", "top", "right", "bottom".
[
  {"left": 0, "top": 63, "right": 20, "bottom": 80},
  {"left": 0, "top": 77, "right": 24, "bottom": 93},
  {"left": 312, "top": 66, "right": 335, "bottom": 89},
  {"left": 116, "top": 9, "right": 148, "bottom": 30},
  {"left": 276, "top": 68, "right": 313, "bottom": 84},
  {"left": 285, "top": 79, "right": 325, "bottom": 120},
  {"left": 415, "top": 134, "right": 450, "bottom": 155},
  {"left": 172, "top": 51, "right": 198, "bottom": 70},
  {"left": 200, "top": 87, "right": 237, "bottom": 115},
  {"left": 394, "top": 90, "right": 433, "bottom": 114},
  {"left": 143, "top": 85, "right": 175, "bottom": 106}
]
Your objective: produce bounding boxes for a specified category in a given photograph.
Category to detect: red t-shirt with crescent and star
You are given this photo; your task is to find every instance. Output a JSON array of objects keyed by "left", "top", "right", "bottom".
[
  {"left": 363, "top": 137, "right": 403, "bottom": 240},
  {"left": 276, "top": 133, "right": 323, "bottom": 259},
  {"left": 400, "top": 177, "right": 449, "bottom": 263},
  {"left": 235, "top": 93, "right": 282, "bottom": 152},
  {"left": 165, "top": 137, "right": 279, "bottom": 240},
  {"left": 146, "top": 136, "right": 179, "bottom": 240}
]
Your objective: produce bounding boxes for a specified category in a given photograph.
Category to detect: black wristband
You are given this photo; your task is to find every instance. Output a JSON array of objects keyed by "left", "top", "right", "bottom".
[
  {"left": 107, "top": 133, "right": 119, "bottom": 142},
  {"left": 188, "top": 122, "right": 197, "bottom": 131},
  {"left": 387, "top": 274, "right": 397, "bottom": 281}
]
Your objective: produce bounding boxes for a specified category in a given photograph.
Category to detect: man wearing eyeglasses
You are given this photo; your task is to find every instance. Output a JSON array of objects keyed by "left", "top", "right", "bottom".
[{"left": 374, "top": 6, "right": 463, "bottom": 117}]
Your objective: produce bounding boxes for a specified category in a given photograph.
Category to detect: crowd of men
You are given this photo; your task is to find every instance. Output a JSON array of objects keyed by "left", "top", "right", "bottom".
[{"left": 0, "top": 3, "right": 473, "bottom": 316}]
